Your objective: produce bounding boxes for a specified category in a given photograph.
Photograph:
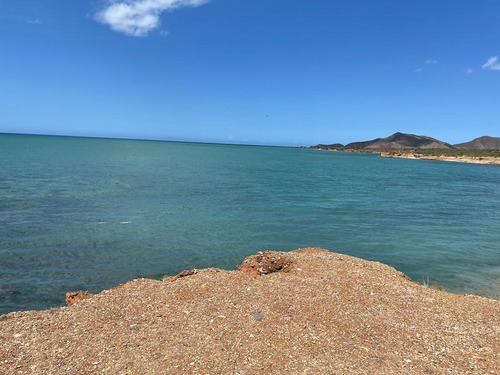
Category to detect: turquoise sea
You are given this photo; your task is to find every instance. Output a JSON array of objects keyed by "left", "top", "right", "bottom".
[{"left": 1, "top": 133, "right": 500, "bottom": 314}]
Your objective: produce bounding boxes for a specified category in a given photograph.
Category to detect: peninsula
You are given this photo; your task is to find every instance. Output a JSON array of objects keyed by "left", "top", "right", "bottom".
[
  {"left": 1, "top": 248, "right": 499, "bottom": 374},
  {"left": 312, "top": 133, "right": 500, "bottom": 166}
]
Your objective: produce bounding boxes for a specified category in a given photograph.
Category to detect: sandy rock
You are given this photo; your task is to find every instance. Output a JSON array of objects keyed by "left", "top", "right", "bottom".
[
  {"left": 165, "top": 269, "right": 199, "bottom": 281},
  {"left": 65, "top": 290, "right": 93, "bottom": 306},
  {"left": 238, "top": 251, "right": 295, "bottom": 275}
]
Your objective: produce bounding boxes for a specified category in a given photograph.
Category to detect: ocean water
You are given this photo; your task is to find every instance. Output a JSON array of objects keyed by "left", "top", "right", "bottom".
[{"left": 1, "top": 133, "right": 500, "bottom": 314}]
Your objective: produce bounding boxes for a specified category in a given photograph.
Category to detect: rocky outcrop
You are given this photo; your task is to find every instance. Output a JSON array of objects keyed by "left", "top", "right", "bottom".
[
  {"left": 2, "top": 248, "right": 499, "bottom": 374},
  {"left": 65, "top": 290, "right": 93, "bottom": 306},
  {"left": 237, "top": 251, "right": 296, "bottom": 275}
]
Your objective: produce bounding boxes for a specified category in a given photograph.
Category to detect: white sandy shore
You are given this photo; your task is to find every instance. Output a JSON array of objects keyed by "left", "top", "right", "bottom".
[{"left": 379, "top": 152, "right": 500, "bottom": 165}]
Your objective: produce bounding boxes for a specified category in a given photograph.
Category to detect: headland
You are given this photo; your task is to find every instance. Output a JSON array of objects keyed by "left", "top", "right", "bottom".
[
  {"left": 1, "top": 248, "right": 499, "bottom": 374},
  {"left": 312, "top": 132, "right": 500, "bottom": 166}
]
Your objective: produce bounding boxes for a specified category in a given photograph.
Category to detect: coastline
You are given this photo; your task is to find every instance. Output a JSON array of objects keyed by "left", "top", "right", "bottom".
[
  {"left": 379, "top": 150, "right": 500, "bottom": 166},
  {"left": 316, "top": 148, "right": 500, "bottom": 166},
  {"left": 2, "top": 248, "right": 499, "bottom": 374}
]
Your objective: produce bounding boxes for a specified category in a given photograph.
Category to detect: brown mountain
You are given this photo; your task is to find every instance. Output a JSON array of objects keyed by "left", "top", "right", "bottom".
[
  {"left": 454, "top": 136, "right": 500, "bottom": 149},
  {"left": 346, "top": 132, "right": 454, "bottom": 149}
]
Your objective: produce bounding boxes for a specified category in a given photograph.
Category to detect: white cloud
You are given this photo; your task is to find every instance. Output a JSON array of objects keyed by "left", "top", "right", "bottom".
[
  {"left": 465, "top": 68, "right": 473, "bottom": 74},
  {"left": 96, "top": 0, "right": 209, "bottom": 37},
  {"left": 482, "top": 56, "right": 500, "bottom": 71},
  {"left": 425, "top": 59, "right": 438, "bottom": 64},
  {"left": 415, "top": 67, "right": 424, "bottom": 73}
]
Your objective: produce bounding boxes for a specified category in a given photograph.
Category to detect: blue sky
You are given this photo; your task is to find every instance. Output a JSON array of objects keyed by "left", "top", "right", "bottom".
[{"left": 1, "top": 0, "right": 499, "bottom": 146}]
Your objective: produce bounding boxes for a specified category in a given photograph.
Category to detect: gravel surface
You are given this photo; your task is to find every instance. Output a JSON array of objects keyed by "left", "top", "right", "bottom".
[{"left": 1, "top": 248, "right": 499, "bottom": 374}]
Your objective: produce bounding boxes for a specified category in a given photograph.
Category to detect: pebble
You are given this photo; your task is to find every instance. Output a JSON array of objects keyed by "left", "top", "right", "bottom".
[{"left": 253, "top": 312, "right": 264, "bottom": 321}]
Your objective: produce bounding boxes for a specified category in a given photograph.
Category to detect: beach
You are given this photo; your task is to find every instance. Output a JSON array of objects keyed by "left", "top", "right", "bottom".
[{"left": 379, "top": 150, "right": 500, "bottom": 166}]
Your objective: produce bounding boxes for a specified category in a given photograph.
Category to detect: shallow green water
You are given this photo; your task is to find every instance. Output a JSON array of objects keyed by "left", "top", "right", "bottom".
[{"left": 1, "top": 133, "right": 499, "bottom": 314}]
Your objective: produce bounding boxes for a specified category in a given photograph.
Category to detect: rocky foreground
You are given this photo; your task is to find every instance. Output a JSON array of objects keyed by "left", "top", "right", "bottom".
[{"left": 1, "top": 248, "right": 499, "bottom": 374}]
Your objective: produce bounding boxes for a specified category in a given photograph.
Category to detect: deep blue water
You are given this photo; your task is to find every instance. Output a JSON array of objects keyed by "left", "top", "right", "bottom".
[{"left": 1, "top": 133, "right": 500, "bottom": 314}]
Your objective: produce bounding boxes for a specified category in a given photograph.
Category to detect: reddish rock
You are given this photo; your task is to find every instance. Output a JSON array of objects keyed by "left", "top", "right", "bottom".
[
  {"left": 238, "top": 251, "right": 295, "bottom": 276},
  {"left": 166, "top": 269, "right": 199, "bottom": 281},
  {"left": 65, "top": 291, "right": 93, "bottom": 306}
]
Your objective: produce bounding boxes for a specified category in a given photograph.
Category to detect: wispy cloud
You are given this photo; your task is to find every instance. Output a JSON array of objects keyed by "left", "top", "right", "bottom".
[
  {"left": 96, "top": 0, "right": 210, "bottom": 37},
  {"left": 482, "top": 56, "right": 500, "bottom": 71},
  {"left": 414, "top": 59, "right": 438, "bottom": 73},
  {"left": 465, "top": 68, "right": 473, "bottom": 74}
]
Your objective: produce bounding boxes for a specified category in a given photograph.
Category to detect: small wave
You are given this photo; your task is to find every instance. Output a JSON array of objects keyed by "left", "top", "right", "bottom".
[{"left": 120, "top": 221, "right": 132, "bottom": 224}]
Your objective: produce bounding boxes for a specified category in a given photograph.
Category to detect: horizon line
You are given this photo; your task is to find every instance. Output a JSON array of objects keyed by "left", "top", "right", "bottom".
[{"left": 0, "top": 131, "right": 298, "bottom": 149}]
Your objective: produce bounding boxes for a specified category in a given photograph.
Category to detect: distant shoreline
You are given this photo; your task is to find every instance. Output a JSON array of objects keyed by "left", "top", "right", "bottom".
[
  {"left": 379, "top": 151, "right": 500, "bottom": 166},
  {"left": 314, "top": 147, "right": 500, "bottom": 166}
]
